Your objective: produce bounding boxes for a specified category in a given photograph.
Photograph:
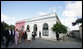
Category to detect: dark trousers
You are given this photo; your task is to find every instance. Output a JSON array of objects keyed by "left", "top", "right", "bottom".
[
  {"left": 11, "top": 36, "right": 15, "bottom": 43},
  {"left": 32, "top": 35, "right": 35, "bottom": 40},
  {"left": 39, "top": 35, "right": 41, "bottom": 38},
  {"left": 56, "top": 36, "right": 59, "bottom": 41},
  {"left": 1, "top": 32, "right": 4, "bottom": 44},
  {"left": 1, "top": 36, "right": 3, "bottom": 43},
  {"left": 5, "top": 36, "right": 11, "bottom": 48}
]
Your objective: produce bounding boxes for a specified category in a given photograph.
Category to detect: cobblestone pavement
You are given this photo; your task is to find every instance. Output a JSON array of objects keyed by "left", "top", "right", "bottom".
[{"left": 1, "top": 37, "right": 82, "bottom": 48}]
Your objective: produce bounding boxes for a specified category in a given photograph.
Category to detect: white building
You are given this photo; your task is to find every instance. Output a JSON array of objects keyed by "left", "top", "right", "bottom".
[{"left": 24, "top": 13, "right": 61, "bottom": 40}]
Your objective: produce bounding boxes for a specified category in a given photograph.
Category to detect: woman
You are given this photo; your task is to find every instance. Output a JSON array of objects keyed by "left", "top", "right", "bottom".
[
  {"left": 27, "top": 30, "right": 32, "bottom": 46},
  {"left": 15, "top": 29, "right": 19, "bottom": 46},
  {"left": 26, "top": 30, "right": 32, "bottom": 42},
  {"left": 19, "top": 30, "right": 22, "bottom": 44},
  {"left": 28, "top": 30, "right": 32, "bottom": 41}
]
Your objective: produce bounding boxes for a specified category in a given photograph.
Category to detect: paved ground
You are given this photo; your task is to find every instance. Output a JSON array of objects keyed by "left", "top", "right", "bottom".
[{"left": 1, "top": 36, "right": 82, "bottom": 48}]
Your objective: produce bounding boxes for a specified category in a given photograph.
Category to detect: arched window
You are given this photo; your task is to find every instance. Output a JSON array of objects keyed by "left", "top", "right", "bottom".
[
  {"left": 27, "top": 25, "right": 30, "bottom": 30},
  {"left": 33, "top": 24, "right": 37, "bottom": 36},
  {"left": 22, "top": 25, "right": 24, "bottom": 28},
  {"left": 43, "top": 23, "right": 49, "bottom": 36}
]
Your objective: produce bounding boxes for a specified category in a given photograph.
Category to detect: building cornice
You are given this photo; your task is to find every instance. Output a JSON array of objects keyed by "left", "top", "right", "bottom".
[
  {"left": 25, "top": 13, "right": 57, "bottom": 22},
  {"left": 25, "top": 15, "right": 56, "bottom": 22}
]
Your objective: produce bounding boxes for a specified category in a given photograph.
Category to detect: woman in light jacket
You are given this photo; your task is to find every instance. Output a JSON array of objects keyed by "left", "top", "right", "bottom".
[
  {"left": 27, "top": 30, "right": 32, "bottom": 42},
  {"left": 15, "top": 29, "right": 19, "bottom": 46}
]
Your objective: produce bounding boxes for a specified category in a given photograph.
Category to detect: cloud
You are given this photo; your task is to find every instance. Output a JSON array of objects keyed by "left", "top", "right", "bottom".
[
  {"left": 65, "top": 1, "right": 73, "bottom": 4},
  {"left": 63, "top": 1, "right": 82, "bottom": 18},
  {"left": 61, "top": 1, "right": 82, "bottom": 31},
  {"left": 1, "top": 14, "right": 18, "bottom": 25},
  {"left": 38, "top": 7, "right": 56, "bottom": 16},
  {"left": 48, "top": 7, "right": 56, "bottom": 13},
  {"left": 60, "top": 17, "right": 79, "bottom": 31},
  {"left": 38, "top": 11, "right": 48, "bottom": 16}
]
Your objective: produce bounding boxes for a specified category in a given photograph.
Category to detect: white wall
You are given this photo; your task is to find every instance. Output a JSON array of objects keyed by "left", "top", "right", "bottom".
[{"left": 24, "top": 13, "right": 59, "bottom": 40}]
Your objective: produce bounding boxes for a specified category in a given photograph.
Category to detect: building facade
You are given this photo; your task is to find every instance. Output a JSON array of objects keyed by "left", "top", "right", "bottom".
[
  {"left": 15, "top": 13, "right": 61, "bottom": 40},
  {"left": 15, "top": 20, "right": 25, "bottom": 33},
  {"left": 24, "top": 13, "right": 61, "bottom": 40}
]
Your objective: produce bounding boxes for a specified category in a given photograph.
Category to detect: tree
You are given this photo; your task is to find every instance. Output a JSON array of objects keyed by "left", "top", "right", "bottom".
[
  {"left": 9, "top": 25, "right": 15, "bottom": 30},
  {"left": 52, "top": 22, "right": 67, "bottom": 41},
  {"left": 1, "top": 21, "right": 15, "bottom": 30},
  {"left": 1, "top": 21, "right": 9, "bottom": 29}
]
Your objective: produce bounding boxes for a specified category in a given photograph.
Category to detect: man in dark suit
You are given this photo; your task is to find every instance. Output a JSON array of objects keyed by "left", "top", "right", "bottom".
[
  {"left": 1, "top": 23, "right": 4, "bottom": 44},
  {"left": 39, "top": 31, "right": 41, "bottom": 38},
  {"left": 5, "top": 27, "right": 12, "bottom": 48},
  {"left": 56, "top": 32, "right": 59, "bottom": 41},
  {"left": 11, "top": 29, "right": 15, "bottom": 44},
  {"left": 1, "top": 23, "right": 6, "bottom": 45}
]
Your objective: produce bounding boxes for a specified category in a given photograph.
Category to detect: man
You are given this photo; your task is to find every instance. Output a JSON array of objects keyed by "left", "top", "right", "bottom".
[
  {"left": 32, "top": 31, "right": 36, "bottom": 40},
  {"left": 1, "top": 23, "right": 6, "bottom": 45},
  {"left": 39, "top": 31, "right": 41, "bottom": 38},
  {"left": 5, "top": 27, "right": 12, "bottom": 48},
  {"left": 32, "top": 32, "right": 34, "bottom": 40},
  {"left": 56, "top": 32, "right": 59, "bottom": 41},
  {"left": 11, "top": 29, "right": 15, "bottom": 44},
  {"left": 24, "top": 31, "right": 27, "bottom": 42},
  {"left": 1, "top": 23, "right": 4, "bottom": 44}
]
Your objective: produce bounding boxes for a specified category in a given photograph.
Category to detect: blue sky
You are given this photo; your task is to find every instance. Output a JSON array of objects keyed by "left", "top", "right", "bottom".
[
  {"left": 1, "top": 1, "right": 65, "bottom": 19},
  {"left": 1, "top": 1, "right": 82, "bottom": 30}
]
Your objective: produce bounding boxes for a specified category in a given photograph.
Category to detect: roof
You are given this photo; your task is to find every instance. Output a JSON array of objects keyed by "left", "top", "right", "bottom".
[
  {"left": 25, "top": 12, "right": 61, "bottom": 23},
  {"left": 16, "top": 20, "right": 25, "bottom": 24},
  {"left": 15, "top": 12, "right": 61, "bottom": 24}
]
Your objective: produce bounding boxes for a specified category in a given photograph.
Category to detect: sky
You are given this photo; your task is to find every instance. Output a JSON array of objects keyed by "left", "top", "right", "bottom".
[{"left": 1, "top": 1, "right": 82, "bottom": 31}]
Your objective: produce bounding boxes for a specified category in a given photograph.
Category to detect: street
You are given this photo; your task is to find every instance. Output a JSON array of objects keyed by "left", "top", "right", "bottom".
[{"left": 1, "top": 37, "right": 82, "bottom": 48}]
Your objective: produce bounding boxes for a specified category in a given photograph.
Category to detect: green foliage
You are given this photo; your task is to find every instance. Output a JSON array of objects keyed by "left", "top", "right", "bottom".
[
  {"left": 9, "top": 25, "right": 15, "bottom": 30},
  {"left": 1, "top": 21, "right": 15, "bottom": 30},
  {"left": 52, "top": 22, "right": 67, "bottom": 34},
  {"left": 2, "top": 22, "right": 9, "bottom": 29}
]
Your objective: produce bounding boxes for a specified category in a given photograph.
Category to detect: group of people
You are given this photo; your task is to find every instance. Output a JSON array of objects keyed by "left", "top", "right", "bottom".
[
  {"left": 1, "top": 24, "right": 15, "bottom": 48},
  {"left": 14, "top": 29, "right": 37, "bottom": 46},
  {"left": 1, "top": 23, "right": 42, "bottom": 48},
  {"left": 1, "top": 23, "right": 37, "bottom": 48}
]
